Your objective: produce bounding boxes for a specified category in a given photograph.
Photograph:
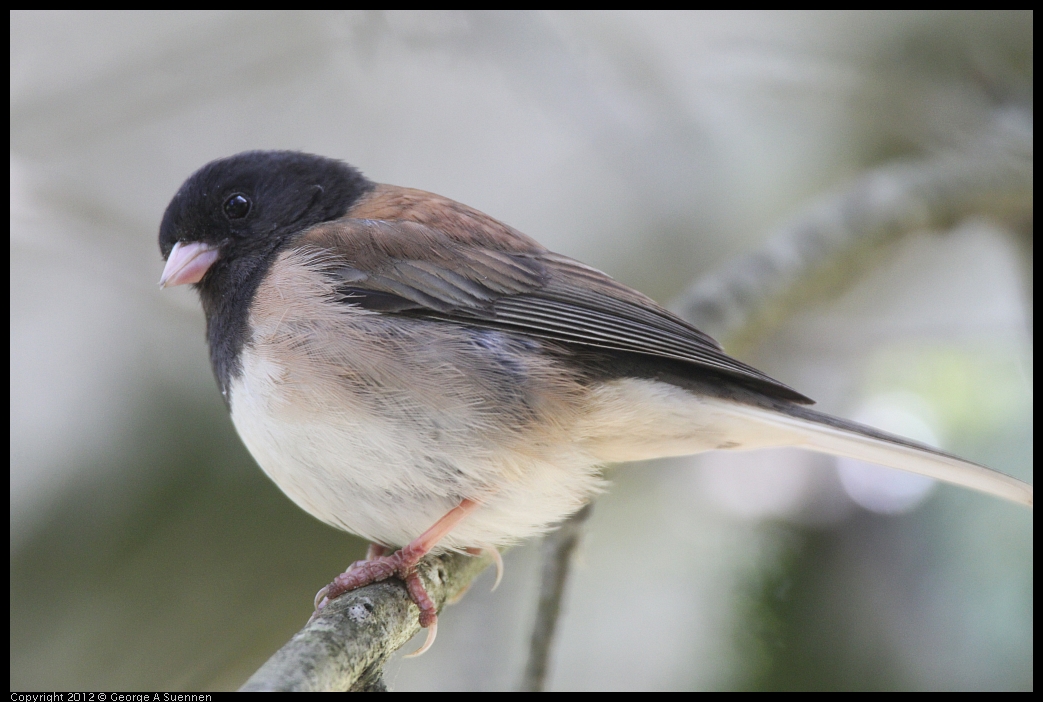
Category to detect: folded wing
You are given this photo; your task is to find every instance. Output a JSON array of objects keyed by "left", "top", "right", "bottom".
[{"left": 300, "top": 218, "right": 812, "bottom": 403}]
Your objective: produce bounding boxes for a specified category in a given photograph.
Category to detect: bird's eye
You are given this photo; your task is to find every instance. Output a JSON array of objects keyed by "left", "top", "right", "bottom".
[{"left": 223, "top": 193, "right": 252, "bottom": 220}]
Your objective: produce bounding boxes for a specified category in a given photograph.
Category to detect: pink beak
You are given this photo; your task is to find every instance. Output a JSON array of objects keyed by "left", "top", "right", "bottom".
[{"left": 159, "top": 241, "right": 220, "bottom": 288}]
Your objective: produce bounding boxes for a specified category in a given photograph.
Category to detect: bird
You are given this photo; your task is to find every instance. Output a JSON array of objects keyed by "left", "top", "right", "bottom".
[{"left": 158, "top": 150, "right": 1032, "bottom": 655}]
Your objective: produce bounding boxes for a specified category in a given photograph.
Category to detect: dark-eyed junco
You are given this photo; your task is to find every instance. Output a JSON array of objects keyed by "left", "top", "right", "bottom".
[{"left": 159, "top": 150, "right": 1032, "bottom": 653}]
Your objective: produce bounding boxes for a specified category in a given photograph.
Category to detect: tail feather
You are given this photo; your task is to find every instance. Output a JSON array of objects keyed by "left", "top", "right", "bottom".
[{"left": 736, "top": 402, "right": 1033, "bottom": 507}]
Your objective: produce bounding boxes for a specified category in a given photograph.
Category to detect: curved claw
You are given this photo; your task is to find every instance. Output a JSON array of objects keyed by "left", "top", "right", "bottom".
[
  {"left": 403, "top": 620, "right": 438, "bottom": 658},
  {"left": 488, "top": 548, "right": 504, "bottom": 592},
  {"left": 309, "top": 586, "right": 331, "bottom": 622},
  {"left": 313, "top": 585, "right": 330, "bottom": 612},
  {"left": 466, "top": 545, "right": 504, "bottom": 592}
]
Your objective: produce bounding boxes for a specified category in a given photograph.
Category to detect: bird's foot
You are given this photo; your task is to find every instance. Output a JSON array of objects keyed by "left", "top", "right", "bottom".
[
  {"left": 309, "top": 499, "right": 481, "bottom": 656},
  {"left": 314, "top": 538, "right": 435, "bottom": 618},
  {"left": 312, "top": 541, "right": 440, "bottom": 656}
]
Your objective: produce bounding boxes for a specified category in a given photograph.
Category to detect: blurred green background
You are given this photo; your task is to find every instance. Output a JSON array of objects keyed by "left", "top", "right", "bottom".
[{"left": 10, "top": 11, "right": 1032, "bottom": 691}]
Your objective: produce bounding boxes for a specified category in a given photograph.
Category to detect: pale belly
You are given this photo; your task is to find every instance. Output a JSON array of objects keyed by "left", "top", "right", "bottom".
[{"left": 227, "top": 320, "right": 610, "bottom": 550}]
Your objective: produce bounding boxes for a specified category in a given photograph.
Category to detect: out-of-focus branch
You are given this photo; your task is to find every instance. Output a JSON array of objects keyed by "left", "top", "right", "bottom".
[
  {"left": 672, "top": 110, "right": 1033, "bottom": 351},
  {"left": 520, "top": 504, "right": 594, "bottom": 691},
  {"left": 240, "top": 550, "right": 492, "bottom": 692},
  {"left": 518, "top": 109, "right": 1033, "bottom": 694}
]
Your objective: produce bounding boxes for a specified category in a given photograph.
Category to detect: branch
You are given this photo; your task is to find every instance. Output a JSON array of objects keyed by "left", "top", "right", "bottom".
[
  {"left": 671, "top": 111, "right": 1033, "bottom": 351},
  {"left": 520, "top": 504, "right": 594, "bottom": 691},
  {"left": 240, "top": 550, "right": 493, "bottom": 691},
  {"left": 516, "top": 109, "right": 1033, "bottom": 693}
]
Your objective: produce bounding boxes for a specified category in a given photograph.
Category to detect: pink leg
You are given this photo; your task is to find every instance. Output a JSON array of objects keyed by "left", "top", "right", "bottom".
[{"left": 314, "top": 499, "right": 480, "bottom": 633}]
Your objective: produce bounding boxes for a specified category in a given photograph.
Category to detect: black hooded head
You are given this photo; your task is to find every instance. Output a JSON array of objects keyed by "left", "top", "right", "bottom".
[{"left": 158, "top": 150, "right": 374, "bottom": 399}]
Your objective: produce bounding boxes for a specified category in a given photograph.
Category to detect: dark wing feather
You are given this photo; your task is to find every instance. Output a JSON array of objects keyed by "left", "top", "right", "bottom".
[{"left": 300, "top": 218, "right": 813, "bottom": 404}]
